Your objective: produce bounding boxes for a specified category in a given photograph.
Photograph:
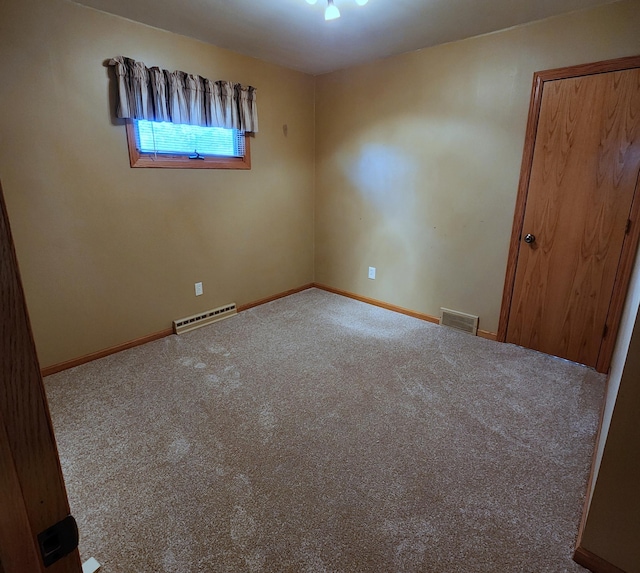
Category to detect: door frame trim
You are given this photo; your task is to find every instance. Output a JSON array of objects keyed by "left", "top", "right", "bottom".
[{"left": 497, "top": 54, "right": 640, "bottom": 373}]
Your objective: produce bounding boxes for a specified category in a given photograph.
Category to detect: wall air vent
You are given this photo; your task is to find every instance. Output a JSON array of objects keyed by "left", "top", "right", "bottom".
[
  {"left": 173, "top": 303, "right": 237, "bottom": 335},
  {"left": 439, "top": 308, "right": 479, "bottom": 335}
]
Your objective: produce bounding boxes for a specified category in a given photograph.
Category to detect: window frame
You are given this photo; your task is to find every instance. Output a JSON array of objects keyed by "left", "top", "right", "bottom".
[{"left": 125, "top": 119, "right": 251, "bottom": 170}]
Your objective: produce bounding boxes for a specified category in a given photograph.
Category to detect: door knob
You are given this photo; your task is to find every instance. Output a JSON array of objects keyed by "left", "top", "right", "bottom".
[{"left": 524, "top": 233, "right": 536, "bottom": 244}]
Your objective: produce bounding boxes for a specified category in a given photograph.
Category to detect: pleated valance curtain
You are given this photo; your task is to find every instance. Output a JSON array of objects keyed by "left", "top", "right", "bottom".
[{"left": 108, "top": 56, "right": 259, "bottom": 133}]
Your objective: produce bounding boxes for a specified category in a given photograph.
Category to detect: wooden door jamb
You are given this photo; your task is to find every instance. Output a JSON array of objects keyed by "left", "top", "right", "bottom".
[{"left": 497, "top": 54, "right": 640, "bottom": 374}]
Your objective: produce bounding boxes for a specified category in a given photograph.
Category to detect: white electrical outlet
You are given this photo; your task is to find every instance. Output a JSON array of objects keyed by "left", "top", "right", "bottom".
[
  {"left": 368, "top": 267, "right": 376, "bottom": 280},
  {"left": 195, "top": 282, "right": 203, "bottom": 296}
]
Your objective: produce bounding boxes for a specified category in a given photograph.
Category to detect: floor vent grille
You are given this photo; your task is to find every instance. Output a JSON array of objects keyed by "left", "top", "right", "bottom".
[
  {"left": 440, "top": 308, "right": 479, "bottom": 335},
  {"left": 173, "top": 303, "right": 237, "bottom": 335}
]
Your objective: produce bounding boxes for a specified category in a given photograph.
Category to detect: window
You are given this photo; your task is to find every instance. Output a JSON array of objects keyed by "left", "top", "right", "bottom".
[{"left": 125, "top": 119, "right": 251, "bottom": 169}]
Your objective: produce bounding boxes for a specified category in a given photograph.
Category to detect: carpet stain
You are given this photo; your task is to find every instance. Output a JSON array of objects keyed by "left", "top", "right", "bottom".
[
  {"left": 221, "top": 365, "right": 243, "bottom": 394},
  {"left": 231, "top": 474, "right": 253, "bottom": 500},
  {"left": 167, "top": 437, "right": 191, "bottom": 462},
  {"left": 204, "top": 369, "right": 244, "bottom": 394},
  {"left": 300, "top": 539, "right": 332, "bottom": 573},
  {"left": 381, "top": 517, "right": 435, "bottom": 572},
  {"left": 162, "top": 549, "right": 178, "bottom": 572},
  {"left": 243, "top": 548, "right": 266, "bottom": 573},
  {"left": 230, "top": 505, "right": 257, "bottom": 548},
  {"left": 207, "top": 344, "right": 228, "bottom": 355},
  {"left": 177, "top": 356, "right": 197, "bottom": 367},
  {"left": 259, "top": 403, "right": 277, "bottom": 443}
]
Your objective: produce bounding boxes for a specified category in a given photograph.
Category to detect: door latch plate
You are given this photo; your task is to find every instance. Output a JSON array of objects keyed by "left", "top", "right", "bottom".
[{"left": 38, "top": 515, "right": 79, "bottom": 567}]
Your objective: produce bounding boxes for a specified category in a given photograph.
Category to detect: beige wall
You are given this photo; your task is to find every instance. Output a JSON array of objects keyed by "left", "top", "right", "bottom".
[
  {"left": 0, "top": 0, "right": 316, "bottom": 368},
  {"left": 314, "top": 0, "right": 640, "bottom": 334},
  {"left": 590, "top": 246, "right": 640, "bottom": 506},
  {"left": 582, "top": 307, "right": 640, "bottom": 572}
]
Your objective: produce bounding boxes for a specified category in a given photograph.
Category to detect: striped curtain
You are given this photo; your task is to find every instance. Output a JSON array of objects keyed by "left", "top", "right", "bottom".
[{"left": 108, "top": 56, "right": 259, "bottom": 133}]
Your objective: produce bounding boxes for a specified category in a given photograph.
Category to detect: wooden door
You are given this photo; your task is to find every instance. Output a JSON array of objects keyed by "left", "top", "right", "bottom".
[
  {"left": 0, "top": 181, "right": 82, "bottom": 573},
  {"left": 499, "top": 56, "right": 640, "bottom": 373}
]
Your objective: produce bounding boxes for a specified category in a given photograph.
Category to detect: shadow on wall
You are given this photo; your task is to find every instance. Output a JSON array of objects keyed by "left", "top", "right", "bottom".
[{"left": 332, "top": 111, "right": 513, "bottom": 318}]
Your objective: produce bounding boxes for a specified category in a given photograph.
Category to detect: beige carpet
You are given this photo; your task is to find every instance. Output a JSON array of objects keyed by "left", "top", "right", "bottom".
[{"left": 45, "top": 288, "right": 604, "bottom": 572}]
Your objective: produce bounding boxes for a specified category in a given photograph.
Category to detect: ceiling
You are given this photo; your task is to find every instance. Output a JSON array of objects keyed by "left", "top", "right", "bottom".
[{"left": 73, "top": 0, "right": 617, "bottom": 75}]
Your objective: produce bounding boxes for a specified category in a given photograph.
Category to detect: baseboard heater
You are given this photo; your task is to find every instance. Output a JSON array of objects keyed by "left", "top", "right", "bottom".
[
  {"left": 439, "top": 308, "right": 479, "bottom": 335},
  {"left": 173, "top": 303, "right": 237, "bottom": 335}
]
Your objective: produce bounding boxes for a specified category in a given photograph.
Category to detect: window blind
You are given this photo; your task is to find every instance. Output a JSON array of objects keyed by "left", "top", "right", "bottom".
[{"left": 134, "top": 120, "right": 245, "bottom": 158}]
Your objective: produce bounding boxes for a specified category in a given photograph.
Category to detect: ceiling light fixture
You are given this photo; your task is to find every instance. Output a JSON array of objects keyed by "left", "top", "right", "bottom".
[
  {"left": 325, "top": 0, "right": 340, "bottom": 20},
  {"left": 306, "top": 0, "right": 369, "bottom": 21}
]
